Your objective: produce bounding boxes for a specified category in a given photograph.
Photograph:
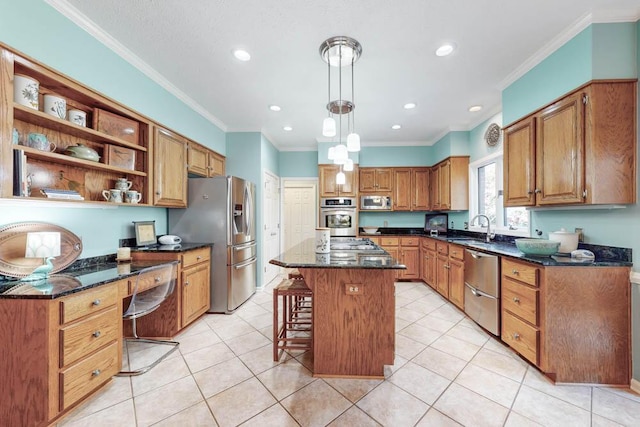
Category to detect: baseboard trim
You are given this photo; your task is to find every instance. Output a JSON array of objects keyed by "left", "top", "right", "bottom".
[{"left": 631, "top": 378, "right": 640, "bottom": 394}]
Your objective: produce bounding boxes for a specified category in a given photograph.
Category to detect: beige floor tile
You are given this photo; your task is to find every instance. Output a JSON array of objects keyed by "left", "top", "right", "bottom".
[
  {"left": 454, "top": 363, "right": 520, "bottom": 407},
  {"left": 398, "top": 323, "right": 444, "bottom": 346},
  {"left": 430, "top": 335, "right": 481, "bottom": 361},
  {"left": 182, "top": 341, "right": 236, "bottom": 373},
  {"left": 327, "top": 405, "right": 381, "bottom": 426},
  {"left": 131, "top": 353, "right": 191, "bottom": 396},
  {"left": 206, "top": 377, "right": 277, "bottom": 427},
  {"left": 503, "top": 411, "right": 543, "bottom": 427},
  {"left": 596, "top": 386, "right": 640, "bottom": 403},
  {"left": 193, "top": 357, "right": 254, "bottom": 398},
  {"left": 239, "top": 403, "right": 298, "bottom": 426},
  {"left": 209, "top": 318, "right": 256, "bottom": 340},
  {"left": 429, "top": 304, "right": 466, "bottom": 323},
  {"left": 58, "top": 376, "right": 132, "bottom": 423},
  {"left": 591, "top": 414, "right": 625, "bottom": 427},
  {"left": 177, "top": 329, "right": 223, "bottom": 355},
  {"left": 281, "top": 380, "right": 352, "bottom": 426},
  {"left": 412, "top": 347, "right": 467, "bottom": 380},
  {"left": 415, "top": 314, "right": 457, "bottom": 333},
  {"left": 395, "top": 317, "right": 411, "bottom": 332},
  {"left": 134, "top": 376, "right": 204, "bottom": 426},
  {"left": 125, "top": 339, "right": 181, "bottom": 372},
  {"left": 522, "top": 367, "right": 592, "bottom": 410},
  {"left": 415, "top": 408, "right": 463, "bottom": 426},
  {"left": 470, "top": 347, "right": 528, "bottom": 382},
  {"left": 384, "top": 354, "right": 409, "bottom": 377},
  {"left": 324, "top": 377, "right": 383, "bottom": 403},
  {"left": 511, "top": 385, "right": 591, "bottom": 427},
  {"left": 152, "top": 401, "right": 217, "bottom": 426},
  {"left": 58, "top": 399, "right": 136, "bottom": 427},
  {"left": 294, "top": 350, "right": 314, "bottom": 372},
  {"left": 445, "top": 323, "right": 490, "bottom": 347},
  {"left": 175, "top": 318, "right": 213, "bottom": 338},
  {"left": 399, "top": 287, "right": 432, "bottom": 300},
  {"left": 396, "top": 306, "right": 427, "bottom": 322},
  {"left": 592, "top": 387, "right": 640, "bottom": 426},
  {"left": 395, "top": 294, "right": 414, "bottom": 308},
  {"left": 356, "top": 381, "right": 429, "bottom": 426},
  {"left": 242, "top": 312, "right": 273, "bottom": 330},
  {"left": 388, "top": 361, "right": 450, "bottom": 405},
  {"left": 238, "top": 343, "right": 288, "bottom": 375},
  {"left": 481, "top": 336, "right": 516, "bottom": 357},
  {"left": 434, "top": 382, "right": 509, "bottom": 427},
  {"left": 225, "top": 330, "right": 272, "bottom": 355},
  {"left": 394, "top": 333, "right": 427, "bottom": 359},
  {"left": 256, "top": 358, "right": 316, "bottom": 400},
  {"left": 404, "top": 297, "right": 446, "bottom": 315}
]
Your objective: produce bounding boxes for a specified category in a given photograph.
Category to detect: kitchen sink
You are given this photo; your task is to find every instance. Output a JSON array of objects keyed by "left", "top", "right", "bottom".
[{"left": 448, "top": 238, "right": 488, "bottom": 246}]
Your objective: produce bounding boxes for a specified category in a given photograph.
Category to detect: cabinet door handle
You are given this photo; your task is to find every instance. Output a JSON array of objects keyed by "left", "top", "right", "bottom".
[
  {"left": 92, "top": 369, "right": 101, "bottom": 377},
  {"left": 534, "top": 189, "right": 541, "bottom": 194},
  {"left": 155, "top": 276, "right": 161, "bottom": 282},
  {"left": 92, "top": 299, "right": 101, "bottom": 306},
  {"left": 527, "top": 190, "right": 533, "bottom": 195},
  {"left": 92, "top": 331, "right": 101, "bottom": 338},
  {"left": 185, "top": 280, "right": 190, "bottom": 286},
  {"left": 513, "top": 333, "right": 521, "bottom": 340},
  {"left": 512, "top": 269, "right": 519, "bottom": 275},
  {"left": 513, "top": 297, "right": 520, "bottom": 303},
  {"left": 196, "top": 256, "right": 202, "bottom": 260}
]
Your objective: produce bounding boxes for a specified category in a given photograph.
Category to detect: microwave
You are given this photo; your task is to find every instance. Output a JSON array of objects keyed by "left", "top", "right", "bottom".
[{"left": 360, "top": 195, "right": 392, "bottom": 210}]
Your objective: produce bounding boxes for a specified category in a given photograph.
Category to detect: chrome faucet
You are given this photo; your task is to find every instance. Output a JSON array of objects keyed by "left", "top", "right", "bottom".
[{"left": 470, "top": 214, "right": 495, "bottom": 243}]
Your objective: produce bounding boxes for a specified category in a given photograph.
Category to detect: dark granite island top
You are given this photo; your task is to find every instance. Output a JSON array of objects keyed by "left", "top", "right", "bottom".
[{"left": 269, "top": 238, "right": 403, "bottom": 379}]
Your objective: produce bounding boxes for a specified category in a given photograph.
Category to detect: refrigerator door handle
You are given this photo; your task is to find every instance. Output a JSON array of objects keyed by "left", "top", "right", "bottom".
[
  {"left": 244, "top": 183, "right": 253, "bottom": 238},
  {"left": 233, "top": 242, "right": 256, "bottom": 251},
  {"left": 234, "top": 256, "right": 257, "bottom": 269}
]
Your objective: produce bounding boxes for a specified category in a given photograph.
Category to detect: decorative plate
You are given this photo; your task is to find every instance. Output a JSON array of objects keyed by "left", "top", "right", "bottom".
[{"left": 484, "top": 123, "right": 501, "bottom": 147}]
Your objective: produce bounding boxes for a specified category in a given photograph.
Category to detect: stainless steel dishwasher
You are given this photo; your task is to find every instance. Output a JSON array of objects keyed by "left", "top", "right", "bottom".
[{"left": 464, "top": 249, "right": 500, "bottom": 335}]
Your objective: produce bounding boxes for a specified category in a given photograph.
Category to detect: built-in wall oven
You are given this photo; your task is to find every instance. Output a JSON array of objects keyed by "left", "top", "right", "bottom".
[{"left": 320, "top": 197, "right": 357, "bottom": 237}]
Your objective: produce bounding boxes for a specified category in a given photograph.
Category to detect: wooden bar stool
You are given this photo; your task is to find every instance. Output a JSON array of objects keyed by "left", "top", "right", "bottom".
[{"left": 273, "top": 278, "right": 313, "bottom": 361}]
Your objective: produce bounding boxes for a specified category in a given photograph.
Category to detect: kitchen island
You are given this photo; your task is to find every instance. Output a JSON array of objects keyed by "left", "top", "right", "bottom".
[{"left": 269, "top": 237, "right": 405, "bottom": 378}]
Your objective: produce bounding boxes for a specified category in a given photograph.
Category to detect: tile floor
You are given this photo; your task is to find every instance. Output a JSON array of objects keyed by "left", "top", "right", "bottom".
[{"left": 57, "top": 274, "right": 640, "bottom": 427}]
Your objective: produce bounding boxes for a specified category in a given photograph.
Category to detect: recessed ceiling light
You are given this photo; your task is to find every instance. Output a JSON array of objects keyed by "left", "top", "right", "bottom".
[
  {"left": 435, "top": 43, "right": 456, "bottom": 57},
  {"left": 283, "top": 126, "right": 293, "bottom": 131},
  {"left": 468, "top": 105, "right": 483, "bottom": 112},
  {"left": 403, "top": 103, "right": 416, "bottom": 110},
  {"left": 233, "top": 49, "right": 251, "bottom": 61},
  {"left": 269, "top": 105, "right": 281, "bottom": 112},
  {"left": 391, "top": 124, "right": 401, "bottom": 130}
]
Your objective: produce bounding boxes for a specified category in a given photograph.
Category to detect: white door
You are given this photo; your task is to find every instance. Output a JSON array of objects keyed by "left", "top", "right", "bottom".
[
  {"left": 283, "top": 179, "right": 317, "bottom": 258},
  {"left": 263, "top": 171, "right": 280, "bottom": 286}
]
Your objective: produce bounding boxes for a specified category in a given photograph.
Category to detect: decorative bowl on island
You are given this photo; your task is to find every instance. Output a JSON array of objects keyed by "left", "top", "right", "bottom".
[
  {"left": 515, "top": 238, "right": 560, "bottom": 256},
  {"left": 362, "top": 226, "right": 379, "bottom": 235}
]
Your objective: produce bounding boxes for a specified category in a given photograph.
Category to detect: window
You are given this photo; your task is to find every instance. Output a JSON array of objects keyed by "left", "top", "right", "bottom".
[{"left": 469, "top": 153, "right": 529, "bottom": 237}]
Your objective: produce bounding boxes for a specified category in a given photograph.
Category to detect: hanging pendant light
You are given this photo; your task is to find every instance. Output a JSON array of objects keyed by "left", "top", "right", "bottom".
[
  {"left": 322, "top": 117, "right": 336, "bottom": 137},
  {"left": 333, "top": 144, "right": 348, "bottom": 164},
  {"left": 327, "top": 145, "right": 336, "bottom": 160},
  {"left": 346, "top": 53, "right": 360, "bottom": 152},
  {"left": 346, "top": 132, "right": 360, "bottom": 152},
  {"left": 336, "top": 170, "right": 346, "bottom": 185},
  {"left": 344, "top": 158, "right": 354, "bottom": 171}
]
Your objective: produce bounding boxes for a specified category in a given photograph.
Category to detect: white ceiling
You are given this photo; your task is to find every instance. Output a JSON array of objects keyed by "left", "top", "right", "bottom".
[{"left": 53, "top": 0, "right": 639, "bottom": 151}]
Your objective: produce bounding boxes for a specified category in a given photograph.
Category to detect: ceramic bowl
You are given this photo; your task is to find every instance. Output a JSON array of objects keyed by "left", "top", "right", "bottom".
[
  {"left": 65, "top": 144, "right": 100, "bottom": 162},
  {"left": 515, "top": 238, "right": 560, "bottom": 256},
  {"left": 362, "top": 227, "right": 379, "bottom": 235}
]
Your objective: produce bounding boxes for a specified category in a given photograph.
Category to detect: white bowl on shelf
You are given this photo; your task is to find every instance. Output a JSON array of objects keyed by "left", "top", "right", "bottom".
[{"left": 362, "top": 227, "right": 379, "bottom": 235}]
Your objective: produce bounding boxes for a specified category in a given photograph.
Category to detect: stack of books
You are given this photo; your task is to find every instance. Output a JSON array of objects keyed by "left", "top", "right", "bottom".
[{"left": 40, "top": 188, "right": 84, "bottom": 200}]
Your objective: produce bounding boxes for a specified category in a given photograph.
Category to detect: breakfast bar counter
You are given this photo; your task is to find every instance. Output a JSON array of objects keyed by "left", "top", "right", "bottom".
[{"left": 270, "top": 238, "right": 405, "bottom": 378}]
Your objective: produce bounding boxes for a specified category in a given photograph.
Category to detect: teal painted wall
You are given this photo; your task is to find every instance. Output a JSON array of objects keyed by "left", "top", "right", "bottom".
[
  {"left": 0, "top": 0, "right": 223, "bottom": 258},
  {"left": 468, "top": 113, "right": 503, "bottom": 162},
  {"left": 279, "top": 151, "right": 318, "bottom": 177},
  {"left": 359, "top": 146, "right": 431, "bottom": 167},
  {"left": 592, "top": 23, "right": 638, "bottom": 79}
]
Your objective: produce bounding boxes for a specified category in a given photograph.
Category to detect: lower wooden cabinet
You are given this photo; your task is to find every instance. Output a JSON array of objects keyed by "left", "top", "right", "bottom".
[
  {"left": 420, "top": 238, "right": 437, "bottom": 288},
  {"left": 379, "top": 236, "right": 420, "bottom": 280},
  {"left": 182, "top": 261, "right": 211, "bottom": 326},
  {"left": 447, "top": 246, "right": 465, "bottom": 310}
]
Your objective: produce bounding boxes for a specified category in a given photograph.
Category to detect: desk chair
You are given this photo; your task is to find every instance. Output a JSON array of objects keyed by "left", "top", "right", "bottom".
[{"left": 118, "top": 263, "right": 179, "bottom": 376}]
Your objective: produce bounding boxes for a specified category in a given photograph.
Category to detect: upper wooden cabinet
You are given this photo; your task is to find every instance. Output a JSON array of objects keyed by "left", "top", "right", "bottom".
[
  {"left": 0, "top": 46, "right": 152, "bottom": 204},
  {"left": 393, "top": 167, "right": 430, "bottom": 211},
  {"left": 430, "top": 157, "right": 469, "bottom": 211},
  {"left": 504, "top": 80, "right": 637, "bottom": 207},
  {"left": 153, "top": 126, "right": 187, "bottom": 207},
  {"left": 187, "top": 141, "right": 225, "bottom": 177},
  {"left": 359, "top": 168, "right": 393, "bottom": 193},
  {"left": 319, "top": 164, "right": 358, "bottom": 197}
]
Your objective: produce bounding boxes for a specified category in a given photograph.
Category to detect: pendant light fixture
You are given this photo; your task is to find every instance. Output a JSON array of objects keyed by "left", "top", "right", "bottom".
[{"left": 320, "top": 36, "right": 362, "bottom": 173}]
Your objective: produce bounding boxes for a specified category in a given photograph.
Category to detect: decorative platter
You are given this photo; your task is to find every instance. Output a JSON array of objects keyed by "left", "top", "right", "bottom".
[
  {"left": 0, "top": 222, "right": 83, "bottom": 278},
  {"left": 484, "top": 123, "right": 501, "bottom": 147}
]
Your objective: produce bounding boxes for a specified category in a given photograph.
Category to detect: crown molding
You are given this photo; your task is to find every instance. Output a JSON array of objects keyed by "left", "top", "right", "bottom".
[
  {"left": 498, "top": 10, "right": 640, "bottom": 91},
  {"left": 45, "top": 0, "right": 227, "bottom": 132}
]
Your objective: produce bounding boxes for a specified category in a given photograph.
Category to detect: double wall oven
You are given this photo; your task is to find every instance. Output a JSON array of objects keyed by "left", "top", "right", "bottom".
[{"left": 320, "top": 197, "right": 357, "bottom": 237}]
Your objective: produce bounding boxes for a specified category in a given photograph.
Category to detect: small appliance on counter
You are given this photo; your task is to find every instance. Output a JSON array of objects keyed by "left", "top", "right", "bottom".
[
  {"left": 424, "top": 213, "right": 448, "bottom": 236},
  {"left": 548, "top": 228, "right": 579, "bottom": 254},
  {"left": 158, "top": 234, "right": 182, "bottom": 245}
]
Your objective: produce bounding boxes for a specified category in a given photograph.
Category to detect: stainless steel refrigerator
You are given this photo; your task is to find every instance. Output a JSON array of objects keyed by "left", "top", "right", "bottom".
[{"left": 168, "top": 176, "right": 257, "bottom": 313}]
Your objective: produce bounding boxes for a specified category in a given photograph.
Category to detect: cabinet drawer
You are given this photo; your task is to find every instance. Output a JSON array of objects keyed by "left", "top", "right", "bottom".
[
  {"left": 60, "top": 284, "right": 118, "bottom": 324},
  {"left": 181, "top": 247, "right": 211, "bottom": 268},
  {"left": 60, "top": 340, "right": 120, "bottom": 410},
  {"left": 129, "top": 265, "right": 176, "bottom": 294},
  {"left": 380, "top": 237, "right": 398, "bottom": 246},
  {"left": 502, "top": 311, "right": 539, "bottom": 365},
  {"left": 436, "top": 242, "right": 449, "bottom": 255},
  {"left": 421, "top": 238, "right": 436, "bottom": 251},
  {"left": 448, "top": 244, "right": 464, "bottom": 261},
  {"left": 503, "top": 259, "right": 538, "bottom": 287},
  {"left": 60, "top": 306, "right": 120, "bottom": 367},
  {"left": 400, "top": 237, "right": 419, "bottom": 246},
  {"left": 502, "top": 277, "right": 539, "bottom": 326}
]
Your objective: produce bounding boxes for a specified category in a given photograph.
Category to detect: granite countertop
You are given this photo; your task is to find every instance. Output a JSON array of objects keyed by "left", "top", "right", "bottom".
[
  {"left": 0, "top": 260, "right": 179, "bottom": 300},
  {"left": 269, "top": 238, "right": 406, "bottom": 269},
  {"left": 360, "top": 228, "right": 632, "bottom": 267},
  {"left": 130, "top": 242, "right": 213, "bottom": 253}
]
